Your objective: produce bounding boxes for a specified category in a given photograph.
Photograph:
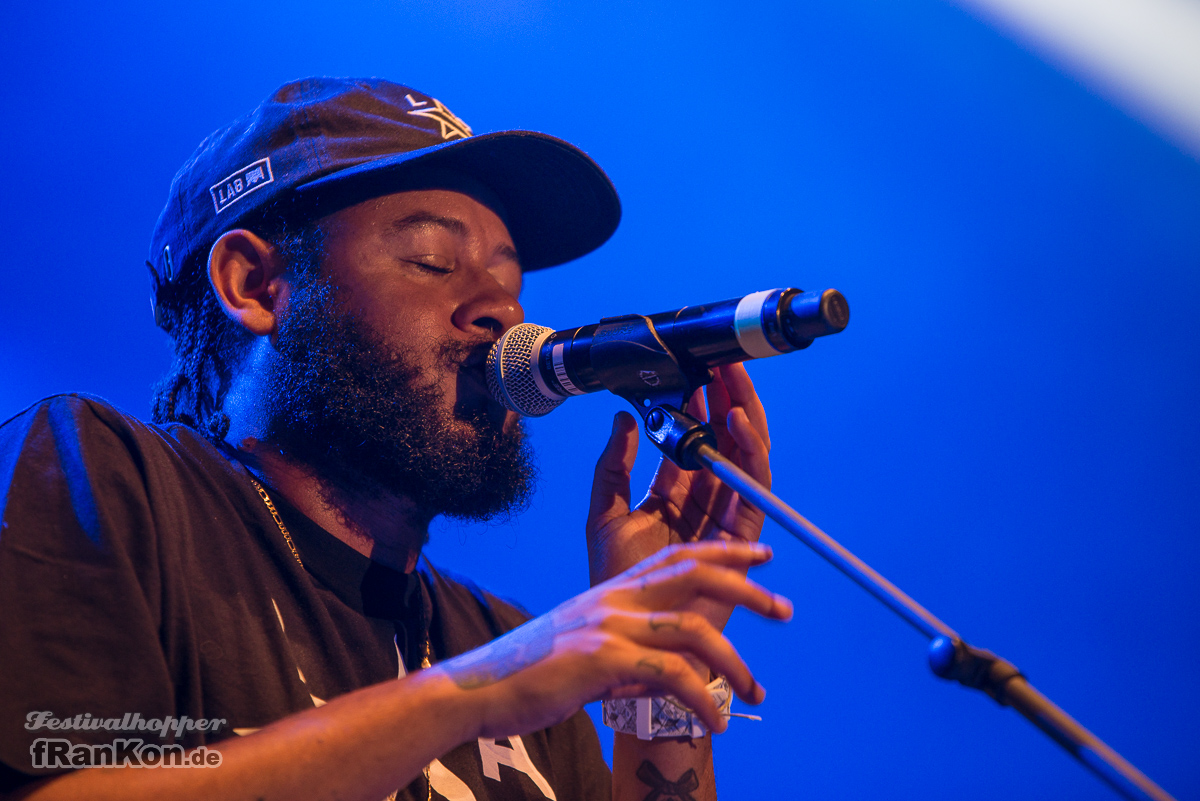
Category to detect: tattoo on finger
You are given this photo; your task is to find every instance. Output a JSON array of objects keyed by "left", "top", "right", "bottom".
[
  {"left": 636, "top": 657, "right": 666, "bottom": 676},
  {"left": 648, "top": 613, "right": 683, "bottom": 632}
]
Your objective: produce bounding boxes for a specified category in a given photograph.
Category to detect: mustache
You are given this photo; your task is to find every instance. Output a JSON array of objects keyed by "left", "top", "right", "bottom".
[{"left": 437, "top": 336, "right": 496, "bottom": 371}]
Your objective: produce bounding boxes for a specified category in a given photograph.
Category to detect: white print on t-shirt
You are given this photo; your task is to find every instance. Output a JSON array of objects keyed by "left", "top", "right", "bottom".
[
  {"left": 479, "top": 737, "right": 556, "bottom": 799},
  {"left": 426, "top": 758, "right": 474, "bottom": 800},
  {"left": 395, "top": 634, "right": 556, "bottom": 800},
  {"left": 240, "top": 598, "right": 558, "bottom": 800},
  {"left": 423, "top": 736, "right": 555, "bottom": 801}
]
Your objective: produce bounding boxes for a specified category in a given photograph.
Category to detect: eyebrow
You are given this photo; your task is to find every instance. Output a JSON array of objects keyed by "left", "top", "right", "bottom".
[
  {"left": 388, "top": 212, "right": 467, "bottom": 239},
  {"left": 386, "top": 212, "right": 521, "bottom": 267}
]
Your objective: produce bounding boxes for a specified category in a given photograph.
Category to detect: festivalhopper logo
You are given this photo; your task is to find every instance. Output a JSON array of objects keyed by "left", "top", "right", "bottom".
[{"left": 25, "top": 711, "right": 228, "bottom": 769}]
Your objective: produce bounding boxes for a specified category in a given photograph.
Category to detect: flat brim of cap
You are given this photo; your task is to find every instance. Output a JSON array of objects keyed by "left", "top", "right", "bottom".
[{"left": 294, "top": 131, "right": 620, "bottom": 271}]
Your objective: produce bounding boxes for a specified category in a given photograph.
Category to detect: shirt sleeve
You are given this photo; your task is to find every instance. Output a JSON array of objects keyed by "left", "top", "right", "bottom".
[{"left": 0, "top": 396, "right": 176, "bottom": 787}]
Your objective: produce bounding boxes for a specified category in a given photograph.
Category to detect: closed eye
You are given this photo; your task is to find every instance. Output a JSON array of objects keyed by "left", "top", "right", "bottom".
[{"left": 401, "top": 258, "right": 453, "bottom": 274}]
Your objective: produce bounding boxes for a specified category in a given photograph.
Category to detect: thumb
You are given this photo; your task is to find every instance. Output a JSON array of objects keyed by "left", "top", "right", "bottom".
[{"left": 586, "top": 411, "right": 640, "bottom": 535}]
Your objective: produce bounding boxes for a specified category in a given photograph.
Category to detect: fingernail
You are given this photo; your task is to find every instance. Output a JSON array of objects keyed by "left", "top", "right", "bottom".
[
  {"left": 749, "top": 542, "right": 772, "bottom": 555},
  {"left": 774, "top": 594, "right": 794, "bottom": 619}
]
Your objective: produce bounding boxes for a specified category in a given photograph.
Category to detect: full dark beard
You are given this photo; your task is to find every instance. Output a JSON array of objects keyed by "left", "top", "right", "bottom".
[{"left": 260, "top": 278, "right": 536, "bottom": 522}]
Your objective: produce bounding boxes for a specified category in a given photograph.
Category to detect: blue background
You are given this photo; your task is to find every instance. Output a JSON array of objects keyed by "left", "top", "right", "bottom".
[{"left": 2, "top": 1, "right": 1197, "bottom": 798}]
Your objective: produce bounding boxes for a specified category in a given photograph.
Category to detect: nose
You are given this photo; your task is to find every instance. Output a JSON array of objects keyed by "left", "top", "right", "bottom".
[{"left": 451, "top": 272, "right": 524, "bottom": 337}]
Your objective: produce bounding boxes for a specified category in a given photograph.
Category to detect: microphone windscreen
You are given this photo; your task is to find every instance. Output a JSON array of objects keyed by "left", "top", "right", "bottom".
[{"left": 486, "top": 323, "right": 566, "bottom": 417}]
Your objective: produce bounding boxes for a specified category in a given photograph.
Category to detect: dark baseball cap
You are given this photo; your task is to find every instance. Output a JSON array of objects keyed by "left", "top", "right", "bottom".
[{"left": 147, "top": 77, "right": 621, "bottom": 328}]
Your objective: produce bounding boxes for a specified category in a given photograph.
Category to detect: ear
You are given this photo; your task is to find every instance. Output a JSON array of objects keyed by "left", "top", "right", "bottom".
[{"left": 208, "top": 229, "right": 289, "bottom": 337}]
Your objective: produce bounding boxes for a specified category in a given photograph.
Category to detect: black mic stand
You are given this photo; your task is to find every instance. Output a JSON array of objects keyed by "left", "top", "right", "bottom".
[{"left": 585, "top": 313, "right": 1176, "bottom": 801}]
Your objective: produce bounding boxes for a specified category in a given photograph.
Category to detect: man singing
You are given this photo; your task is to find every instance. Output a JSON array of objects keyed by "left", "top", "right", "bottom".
[{"left": 0, "top": 77, "right": 788, "bottom": 800}]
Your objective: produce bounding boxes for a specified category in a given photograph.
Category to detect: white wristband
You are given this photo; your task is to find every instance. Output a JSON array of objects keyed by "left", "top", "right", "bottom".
[{"left": 602, "top": 677, "right": 733, "bottom": 740}]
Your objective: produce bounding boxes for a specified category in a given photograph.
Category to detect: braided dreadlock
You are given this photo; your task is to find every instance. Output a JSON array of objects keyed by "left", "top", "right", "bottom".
[{"left": 150, "top": 212, "right": 325, "bottom": 441}]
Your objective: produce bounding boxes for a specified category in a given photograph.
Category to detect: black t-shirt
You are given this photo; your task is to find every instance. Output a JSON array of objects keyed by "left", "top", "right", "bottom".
[{"left": 0, "top": 394, "right": 610, "bottom": 799}]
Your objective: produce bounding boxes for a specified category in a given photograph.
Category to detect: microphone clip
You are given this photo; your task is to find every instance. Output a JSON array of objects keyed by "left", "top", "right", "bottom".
[
  {"left": 643, "top": 405, "right": 717, "bottom": 471},
  {"left": 590, "top": 314, "right": 717, "bottom": 470}
]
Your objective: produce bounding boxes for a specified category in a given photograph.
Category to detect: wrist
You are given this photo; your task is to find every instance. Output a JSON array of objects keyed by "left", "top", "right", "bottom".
[
  {"left": 405, "top": 667, "right": 486, "bottom": 747},
  {"left": 613, "top": 732, "right": 715, "bottom": 801},
  {"left": 603, "top": 677, "right": 732, "bottom": 740}
]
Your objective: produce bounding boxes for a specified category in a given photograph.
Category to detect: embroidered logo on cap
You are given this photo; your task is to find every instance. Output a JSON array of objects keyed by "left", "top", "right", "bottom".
[
  {"left": 404, "top": 94, "right": 473, "bottom": 140},
  {"left": 210, "top": 157, "right": 274, "bottom": 213}
]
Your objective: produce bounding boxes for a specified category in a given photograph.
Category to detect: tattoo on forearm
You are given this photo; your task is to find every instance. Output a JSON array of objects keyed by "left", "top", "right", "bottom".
[
  {"left": 637, "top": 761, "right": 700, "bottom": 801},
  {"left": 648, "top": 613, "right": 683, "bottom": 632},
  {"left": 442, "top": 615, "right": 584, "bottom": 690},
  {"left": 636, "top": 657, "right": 665, "bottom": 676}
]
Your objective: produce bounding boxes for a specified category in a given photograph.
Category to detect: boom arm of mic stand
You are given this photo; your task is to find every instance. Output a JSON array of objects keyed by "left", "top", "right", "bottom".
[{"left": 674, "top": 436, "right": 1174, "bottom": 801}]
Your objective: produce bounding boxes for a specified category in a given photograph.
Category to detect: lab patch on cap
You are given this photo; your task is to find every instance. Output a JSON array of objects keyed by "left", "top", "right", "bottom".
[{"left": 210, "top": 157, "right": 275, "bottom": 213}]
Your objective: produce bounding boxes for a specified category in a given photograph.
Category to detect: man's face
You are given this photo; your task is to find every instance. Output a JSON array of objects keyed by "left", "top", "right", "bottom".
[
  {"left": 261, "top": 188, "right": 535, "bottom": 520},
  {"left": 319, "top": 188, "right": 525, "bottom": 424}
]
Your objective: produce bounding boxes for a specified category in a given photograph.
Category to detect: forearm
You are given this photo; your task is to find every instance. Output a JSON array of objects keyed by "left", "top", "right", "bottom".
[
  {"left": 613, "top": 733, "right": 715, "bottom": 801},
  {"left": 11, "top": 669, "right": 477, "bottom": 801}
]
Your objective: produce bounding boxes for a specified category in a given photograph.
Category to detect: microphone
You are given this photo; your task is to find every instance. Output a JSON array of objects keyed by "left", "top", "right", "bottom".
[{"left": 486, "top": 287, "right": 849, "bottom": 417}]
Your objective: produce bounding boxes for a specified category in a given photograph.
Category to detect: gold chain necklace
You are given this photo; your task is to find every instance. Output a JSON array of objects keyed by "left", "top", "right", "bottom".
[
  {"left": 249, "top": 478, "right": 304, "bottom": 568},
  {"left": 249, "top": 476, "right": 435, "bottom": 801},
  {"left": 248, "top": 477, "right": 432, "bottom": 671}
]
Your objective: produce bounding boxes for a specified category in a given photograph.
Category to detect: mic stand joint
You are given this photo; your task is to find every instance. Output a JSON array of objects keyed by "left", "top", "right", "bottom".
[{"left": 928, "top": 636, "right": 1023, "bottom": 707}]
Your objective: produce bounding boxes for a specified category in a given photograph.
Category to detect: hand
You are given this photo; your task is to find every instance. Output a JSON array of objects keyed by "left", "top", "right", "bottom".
[
  {"left": 434, "top": 541, "right": 792, "bottom": 740},
  {"left": 586, "top": 364, "right": 772, "bottom": 632}
]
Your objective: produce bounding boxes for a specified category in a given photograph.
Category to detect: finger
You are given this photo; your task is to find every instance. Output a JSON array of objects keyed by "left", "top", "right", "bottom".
[
  {"left": 717, "top": 364, "right": 770, "bottom": 451},
  {"left": 604, "top": 683, "right": 654, "bottom": 700},
  {"left": 619, "top": 540, "right": 773, "bottom": 581},
  {"left": 635, "top": 558, "right": 794, "bottom": 622},
  {"left": 614, "top": 610, "right": 764, "bottom": 704},
  {"left": 705, "top": 370, "right": 732, "bottom": 426},
  {"left": 704, "top": 370, "right": 737, "bottom": 455},
  {"left": 685, "top": 383, "right": 710, "bottom": 423},
  {"left": 727, "top": 407, "right": 771, "bottom": 490},
  {"left": 587, "top": 411, "right": 640, "bottom": 533},
  {"left": 644, "top": 444, "right": 689, "bottom": 514},
  {"left": 623, "top": 649, "right": 728, "bottom": 733}
]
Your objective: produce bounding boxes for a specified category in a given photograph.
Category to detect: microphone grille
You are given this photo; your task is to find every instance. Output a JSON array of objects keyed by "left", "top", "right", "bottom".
[{"left": 486, "top": 323, "right": 566, "bottom": 417}]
